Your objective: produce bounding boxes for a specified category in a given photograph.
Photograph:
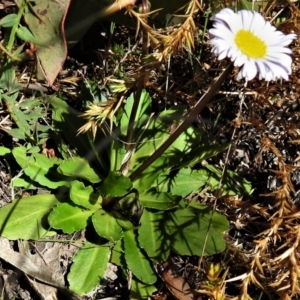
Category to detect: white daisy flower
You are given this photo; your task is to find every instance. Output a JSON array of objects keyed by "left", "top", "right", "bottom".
[{"left": 208, "top": 8, "right": 297, "bottom": 81}]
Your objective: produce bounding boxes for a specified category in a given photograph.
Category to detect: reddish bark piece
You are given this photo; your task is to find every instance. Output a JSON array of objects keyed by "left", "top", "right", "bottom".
[
  {"left": 23, "top": 0, "right": 70, "bottom": 86},
  {"left": 159, "top": 260, "right": 195, "bottom": 300}
]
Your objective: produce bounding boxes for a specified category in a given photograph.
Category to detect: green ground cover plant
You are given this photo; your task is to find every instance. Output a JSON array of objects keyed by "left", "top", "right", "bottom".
[{"left": 0, "top": 86, "right": 250, "bottom": 296}]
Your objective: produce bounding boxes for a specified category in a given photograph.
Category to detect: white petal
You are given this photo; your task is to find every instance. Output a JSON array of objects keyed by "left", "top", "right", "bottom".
[
  {"left": 269, "top": 63, "right": 289, "bottom": 80},
  {"left": 267, "top": 46, "right": 292, "bottom": 55},
  {"left": 262, "top": 60, "right": 289, "bottom": 80},
  {"left": 209, "top": 27, "right": 234, "bottom": 40},
  {"left": 277, "top": 34, "right": 297, "bottom": 46},
  {"left": 234, "top": 54, "right": 247, "bottom": 67},
  {"left": 238, "top": 10, "right": 254, "bottom": 30},
  {"left": 267, "top": 52, "right": 292, "bottom": 64},
  {"left": 243, "top": 60, "right": 258, "bottom": 81},
  {"left": 266, "top": 60, "right": 291, "bottom": 74},
  {"left": 269, "top": 59, "right": 291, "bottom": 75},
  {"left": 250, "top": 12, "right": 266, "bottom": 33},
  {"left": 259, "top": 29, "right": 283, "bottom": 45},
  {"left": 255, "top": 61, "right": 267, "bottom": 79},
  {"left": 211, "top": 8, "right": 242, "bottom": 34},
  {"left": 218, "top": 50, "right": 228, "bottom": 60},
  {"left": 227, "top": 45, "right": 239, "bottom": 59}
]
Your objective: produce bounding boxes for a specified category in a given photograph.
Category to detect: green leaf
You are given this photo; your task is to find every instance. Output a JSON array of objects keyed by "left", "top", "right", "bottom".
[
  {"left": 130, "top": 277, "right": 157, "bottom": 300},
  {"left": 139, "top": 189, "right": 180, "bottom": 210},
  {"left": 48, "top": 202, "right": 94, "bottom": 234},
  {"left": 183, "top": 143, "right": 229, "bottom": 168},
  {"left": 1, "top": 93, "right": 33, "bottom": 141},
  {"left": 157, "top": 165, "right": 252, "bottom": 197},
  {"left": 129, "top": 103, "right": 229, "bottom": 193},
  {"left": 0, "top": 146, "right": 11, "bottom": 155},
  {"left": 110, "top": 139, "right": 126, "bottom": 172},
  {"left": 131, "top": 107, "right": 207, "bottom": 192},
  {"left": 0, "top": 14, "right": 17, "bottom": 27},
  {"left": 12, "top": 176, "right": 39, "bottom": 189},
  {"left": 0, "top": 194, "right": 59, "bottom": 240},
  {"left": 98, "top": 171, "right": 132, "bottom": 197},
  {"left": 0, "top": 64, "right": 18, "bottom": 93},
  {"left": 123, "top": 230, "right": 156, "bottom": 284},
  {"left": 129, "top": 114, "right": 170, "bottom": 192},
  {"left": 25, "top": 147, "right": 40, "bottom": 155},
  {"left": 203, "top": 164, "right": 252, "bottom": 196},
  {"left": 120, "top": 89, "right": 151, "bottom": 135},
  {"left": 19, "top": 98, "right": 43, "bottom": 110},
  {"left": 51, "top": 96, "right": 109, "bottom": 173},
  {"left": 12, "top": 146, "right": 69, "bottom": 189},
  {"left": 92, "top": 209, "right": 123, "bottom": 241},
  {"left": 68, "top": 242, "right": 110, "bottom": 295},
  {"left": 139, "top": 204, "right": 228, "bottom": 259},
  {"left": 111, "top": 240, "right": 127, "bottom": 279},
  {"left": 70, "top": 180, "right": 102, "bottom": 209},
  {"left": 58, "top": 157, "right": 103, "bottom": 183},
  {"left": 166, "top": 203, "right": 228, "bottom": 256},
  {"left": 138, "top": 210, "right": 170, "bottom": 263},
  {"left": 4, "top": 128, "right": 26, "bottom": 140},
  {"left": 12, "top": 43, "right": 25, "bottom": 58},
  {"left": 156, "top": 168, "right": 209, "bottom": 196},
  {"left": 16, "top": 26, "right": 40, "bottom": 44},
  {"left": 116, "top": 212, "right": 136, "bottom": 231}
]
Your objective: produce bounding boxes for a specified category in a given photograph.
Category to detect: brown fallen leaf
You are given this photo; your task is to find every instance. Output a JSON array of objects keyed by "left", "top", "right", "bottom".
[
  {"left": 158, "top": 259, "right": 195, "bottom": 300},
  {"left": 19, "top": 0, "right": 71, "bottom": 86},
  {"left": 0, "top": 237, "right": 80, "bottom": 300},
  {"left": 18, "top": 240, "right": 65, "bottom": 300}
]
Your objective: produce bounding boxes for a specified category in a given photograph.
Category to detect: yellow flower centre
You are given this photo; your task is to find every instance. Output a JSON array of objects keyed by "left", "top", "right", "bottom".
[{"left": 234, "top": 30, "right": 267, "bottom": 58}]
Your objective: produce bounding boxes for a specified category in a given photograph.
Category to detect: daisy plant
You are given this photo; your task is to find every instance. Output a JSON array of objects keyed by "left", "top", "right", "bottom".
[{"left": 208, "top": 8, "right": 296, "bottom": 82}]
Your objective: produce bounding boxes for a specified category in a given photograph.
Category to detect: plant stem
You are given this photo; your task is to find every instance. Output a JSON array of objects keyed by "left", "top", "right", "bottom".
[
  {"left": 198, "top": 7, "right": 211, "bottom": 61},
  {"left": 129, "top": 63, "right": 234, "bottom": 181},
  {"left": 7, "top": 0, "right": 26, "bottom": 52},
  {"left": 141, "top": 0, "right": 149, "bottom": 55}
]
